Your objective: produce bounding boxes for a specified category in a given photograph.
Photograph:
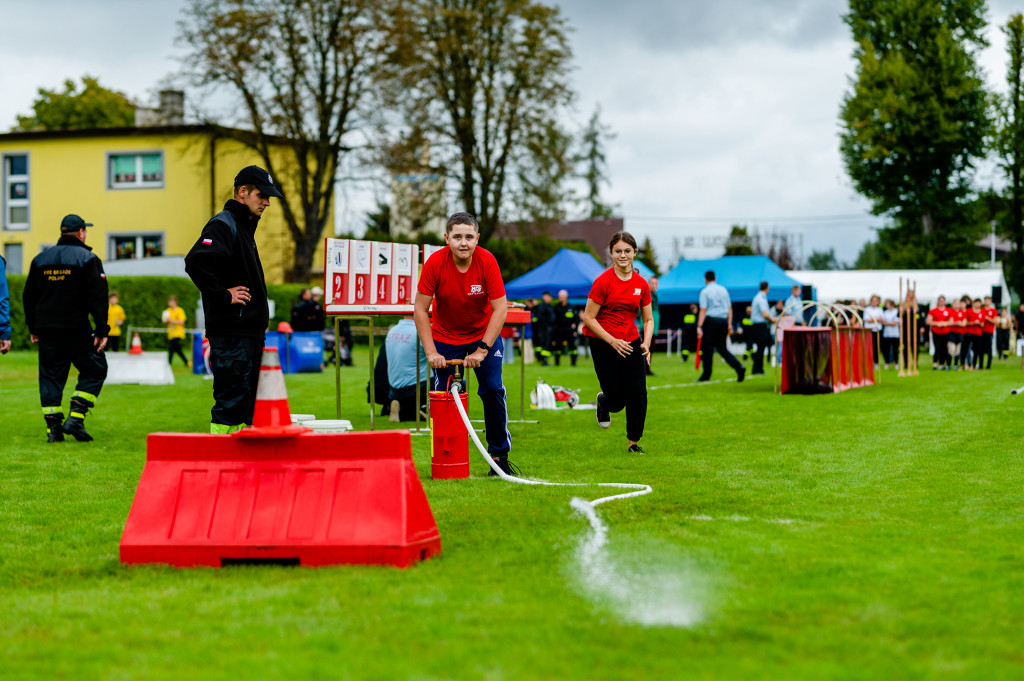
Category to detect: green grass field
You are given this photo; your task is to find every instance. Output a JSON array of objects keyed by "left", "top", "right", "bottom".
[{"left": 1, "top": 346, "right": 1023, "bottom": 680}]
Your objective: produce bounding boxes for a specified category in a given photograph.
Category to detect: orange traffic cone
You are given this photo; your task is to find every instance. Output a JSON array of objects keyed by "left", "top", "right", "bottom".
[
  {"left": 237, "top": 347, "right": 308, "bottom": 438},
  {"left": 128, "top": 332, "right": 144, "bottom": 355}
]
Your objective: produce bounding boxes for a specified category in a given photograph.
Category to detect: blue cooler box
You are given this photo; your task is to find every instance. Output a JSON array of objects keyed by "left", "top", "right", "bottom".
[{"left": 288, "top": 331, "right": 325, "bottom": 373}]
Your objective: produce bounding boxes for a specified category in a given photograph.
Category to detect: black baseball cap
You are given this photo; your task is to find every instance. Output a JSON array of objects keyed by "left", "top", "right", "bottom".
[
  {"left": 234, "top": 165, "right": 284, "bottom": 198},
  {"left": 60, "top": 214, "right": 93, "bottom": 232}
]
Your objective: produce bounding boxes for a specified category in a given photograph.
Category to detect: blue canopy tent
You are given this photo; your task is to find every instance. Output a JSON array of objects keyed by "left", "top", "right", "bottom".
[
  {"left": 632, "top": 260, "right": 655, "bottom": 279},
  {"left": 658, "top": 256, "right": 804, "bottom": 305},
  {"left": 504, "top": 248, "right": 607, "bottom": 300}
]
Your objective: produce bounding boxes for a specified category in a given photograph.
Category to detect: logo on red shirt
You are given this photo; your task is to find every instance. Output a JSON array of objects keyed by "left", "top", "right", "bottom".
[
  {"left": 634, "top": 288, "right": 641, "bottom": 295},
  {"left": 469, "top": 285, "right": 483, "bottom": 295}
]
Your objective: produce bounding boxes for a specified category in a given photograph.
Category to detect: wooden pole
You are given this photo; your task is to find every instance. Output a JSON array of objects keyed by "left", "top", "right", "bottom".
[
  {"left": 897, "top": 277, "right": 906, "bottom": 377},
  {"left": 911, "top": 282, "right": 919, "bottom": 375}
]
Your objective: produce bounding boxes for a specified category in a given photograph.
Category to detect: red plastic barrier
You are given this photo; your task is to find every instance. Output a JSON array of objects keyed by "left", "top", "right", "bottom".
[{"left": 120, "top": 430, "right": 441, "bottom": 568}]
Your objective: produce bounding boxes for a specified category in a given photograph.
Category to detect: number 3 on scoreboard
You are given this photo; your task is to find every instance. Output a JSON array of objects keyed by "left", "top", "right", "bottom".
[{"left": 356, "top": 276, "right": 364, "bottom": 298}]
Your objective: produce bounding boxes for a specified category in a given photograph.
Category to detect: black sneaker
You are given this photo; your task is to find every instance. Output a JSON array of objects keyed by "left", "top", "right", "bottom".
[
  {"left": 596, "top": 392, "right": 610, "bottom": 429},
  {"left": 62, "top": 416, "right": 93, "bottom": 442},
  {"left": 737, "top": 366, "right": 746, "bottom": 383},
  {"left": 628, "top": 444, "right": 644, "bottom": 454},
  {"left": 488, "top": 457, "right": 520, "bottom": 477}
]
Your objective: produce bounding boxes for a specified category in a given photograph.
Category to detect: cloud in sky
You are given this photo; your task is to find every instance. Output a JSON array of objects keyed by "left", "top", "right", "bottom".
[{"left": 0, "top": 0, "right": 1020, "bottom": 267}]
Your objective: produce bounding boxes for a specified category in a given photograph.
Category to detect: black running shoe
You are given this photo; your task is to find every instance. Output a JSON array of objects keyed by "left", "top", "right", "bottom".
[
  {"left": 596, "top": 392, "right": 610, "bottom": 429},
  {"left": 488, "top": 457, "right": 520, "bottom": 477},
  {"left": 628, "top": 444, "right": 644, "bottom": 454}
]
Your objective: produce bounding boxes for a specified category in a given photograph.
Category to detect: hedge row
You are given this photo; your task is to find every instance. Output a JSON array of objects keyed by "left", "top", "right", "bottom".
[{"left": 4, "top": 275, "right": 310, "bottom": 352}]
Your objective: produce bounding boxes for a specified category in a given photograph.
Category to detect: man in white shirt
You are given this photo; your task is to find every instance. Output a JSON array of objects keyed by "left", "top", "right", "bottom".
[
  {"left": 697, "top": 270, "right": 745, "bottom": 382},
  {"left": 863, "top": 295, "right": 884, "bottom": 367},
  {"left": 750, "top": 281, "right": 776, "bottom": 375},
  {"left": 783, "top": 285, "right": 804, "bottom": 326}
]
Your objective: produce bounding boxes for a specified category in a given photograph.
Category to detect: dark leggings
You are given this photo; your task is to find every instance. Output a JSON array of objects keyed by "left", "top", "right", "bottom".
[
  {"left": 168, "top": 337, "right": 189, "bottom": 365},
  {"left": 590, "top": 337, "right": 647, "bottom": 442}
]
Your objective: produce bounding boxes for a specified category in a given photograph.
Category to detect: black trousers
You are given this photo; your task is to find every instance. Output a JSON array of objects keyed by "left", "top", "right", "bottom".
[
  {"left": 700, "top": 317, "right": 743, "bottom": 380},
  {"left": 931, "top": 331, "right": 949, "bottom": 367},
  {"left": 107, "top": 335, "right": 121, "bottom": 352},
  {"left": 881, "top": 336, "right": 899, "bottom": 365},
  {"left": 590, "top": 337, "right": 647, "bottom": 442},
  {"left": 978, "top": 332, "right": 993, "bottom": 368},
  {"left": 751, "top": 322, "right": 770, "bottom": 374},
  {"left": 168, "top": 337, "right": 189, "bottom": 365},
  {"left": 38, "top": 332, "right": 108, "bottom": 408},
  {"left": 209, "top": 335, "right": 264, "bottom": 426}
]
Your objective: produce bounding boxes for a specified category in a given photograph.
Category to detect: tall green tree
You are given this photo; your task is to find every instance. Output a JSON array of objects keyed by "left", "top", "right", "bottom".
[
  {"left": 516, "top": 118, "right": 576, "bottom": 225},
  {"left": 577, "top": 104, "right": 616, "bottom": 219},
  {"left": 724, "top": 225, "right": 755, "bottom": 256},
  {"left": 997, "top": 13, "right": 1024, "bottom": 296},
  {"left": 388, "top": 0, "right": 574, "bottom": 243},
  {"left": 637, "top": 235, "right": 661, "bottom": 276},
  {"left": 14, "top": 76, "right": 134, "bottom": 131},
  {"left": 852, "top": 241, "right": 883, "bottom": 269},
  {"left": 807, "top": 248, "right": 841, "bottom": 270},
  {"left": 178, "top": 0, "right": 388, "bottom": 281},
  {"left": 839, "top": 0, "right": 991, "bottom": 268}
]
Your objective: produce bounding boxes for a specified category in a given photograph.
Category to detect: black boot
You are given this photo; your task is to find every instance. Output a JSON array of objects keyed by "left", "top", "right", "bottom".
[
  {"left": 570, "top": 354, "right": 577, "bottom": 366},
  {"left": 45, "top": 413, "right": 65, "bottom": 443},
  {"left": 62, "top": 396, "right": 94, "bottom": 442},
  {"left": 554, "top": 354, "right": 560, "bottom": 366}
]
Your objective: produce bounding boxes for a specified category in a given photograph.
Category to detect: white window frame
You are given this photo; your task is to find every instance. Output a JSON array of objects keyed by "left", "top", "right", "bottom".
[
  {"left": 107, "top": 232, "right": 166, "bottom": 260},
  {"left": 3, "top": 152, "right": 30, "bottom": 231},
  {"left": 106, "top": 150, "right": 165, "bottom": 190}
]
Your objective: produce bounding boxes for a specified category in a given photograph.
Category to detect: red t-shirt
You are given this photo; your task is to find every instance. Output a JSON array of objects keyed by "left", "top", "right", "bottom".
[
  {"left": 983, "top": 307, "right": 998, "bottom": 333},
  {"left": 950, "top": 308, "right": 966, "bottom": 333},
  {"left": 964, "top": 308, "right": 984, "bottom": 335},
  {"left": 928, "top": 307, "right": 951, "bottom": 335},
  {"left": 583, "top": 269, "right": 651, "bottom": 342},
  {"left": 417, "top": 246, "right": 505, "bottom": 344}
]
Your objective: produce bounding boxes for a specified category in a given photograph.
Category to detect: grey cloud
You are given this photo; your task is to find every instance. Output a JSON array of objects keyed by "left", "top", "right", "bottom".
[{"left": 557, "top": 0, "right": 849, "bottom": 53}]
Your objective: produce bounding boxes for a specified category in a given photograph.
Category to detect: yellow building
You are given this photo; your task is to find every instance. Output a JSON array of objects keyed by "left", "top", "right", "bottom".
[{"left": 0, "top": 124, "right": 329, "bottom": 283}]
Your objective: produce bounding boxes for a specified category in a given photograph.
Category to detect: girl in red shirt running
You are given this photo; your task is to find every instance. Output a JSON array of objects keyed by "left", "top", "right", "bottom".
[{"left": 580, "top": 232, "right": 654, "bottom": 454}]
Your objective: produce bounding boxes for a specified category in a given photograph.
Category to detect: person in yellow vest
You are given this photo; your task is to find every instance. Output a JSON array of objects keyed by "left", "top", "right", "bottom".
[
  {"left": 162, "top": 295, "right": 191, "bottom": 367},
  {"left": 107, "top": 292, "right": 126, "bottom": 352}
]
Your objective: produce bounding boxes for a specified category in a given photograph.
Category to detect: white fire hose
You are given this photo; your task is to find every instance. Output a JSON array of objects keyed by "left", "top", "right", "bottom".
[{"left": 449, "top": 383, "right": 652, "bottom": 505}]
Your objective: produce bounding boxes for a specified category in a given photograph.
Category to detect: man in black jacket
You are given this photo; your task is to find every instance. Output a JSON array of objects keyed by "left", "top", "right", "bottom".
[
  {"left": 185, "top": 166, "right": 282, "bottom": 433},
  {"left": 23, "top": 214, "right": 109, "bottom": 442}
]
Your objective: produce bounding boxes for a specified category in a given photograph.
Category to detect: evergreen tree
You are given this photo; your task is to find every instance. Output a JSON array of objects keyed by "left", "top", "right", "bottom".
[
  {"left": 577, "top": 105, "right": 617, "bottom": 219},
  {"left": 637, "top": 235, "right": 661, "bottom": 276},
  {"left": 839, "top": 0, "right": 991, "bottom": 268},
  {"left": 807, "top": 248, "right": 841, "bottom": 270}
]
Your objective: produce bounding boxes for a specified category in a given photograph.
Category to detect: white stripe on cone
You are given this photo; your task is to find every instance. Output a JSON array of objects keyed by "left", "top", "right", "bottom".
[{"left": 253, "top": 347, "right": 292, "bottom": 428}]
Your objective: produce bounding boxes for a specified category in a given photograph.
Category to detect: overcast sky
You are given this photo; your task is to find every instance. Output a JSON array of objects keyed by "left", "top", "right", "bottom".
[{"left": 0, "top": 0, "right": 1020, "bottom": 268}]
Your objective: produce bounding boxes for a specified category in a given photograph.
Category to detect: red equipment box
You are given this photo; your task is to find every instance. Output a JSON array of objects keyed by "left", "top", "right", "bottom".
[{"left": 120, "top": 430, "right": 441, "bottom": 568}]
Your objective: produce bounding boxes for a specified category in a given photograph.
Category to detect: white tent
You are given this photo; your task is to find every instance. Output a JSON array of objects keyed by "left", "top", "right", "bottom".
[{"left": 785, "top": 268, "right": 1011, "bottom": 307}]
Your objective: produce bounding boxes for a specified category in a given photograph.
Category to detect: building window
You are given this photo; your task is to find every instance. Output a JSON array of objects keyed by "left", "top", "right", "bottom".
[
  {"left": 3, "top": 153, "right": 29, "bottom": 230},
  {"left": 109, "top": 233, "right": 164, "bottom": 260},
  {"left": 108, "top": 152, "right": 164, "bottom": 189},
  {"left": 4, "top": 243, "right": 23, "bottom": 275}
]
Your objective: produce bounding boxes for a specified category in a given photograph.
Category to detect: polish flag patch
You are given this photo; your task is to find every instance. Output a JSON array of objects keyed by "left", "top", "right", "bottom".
[{"left": 202, "top": 238, "right": 213, "bottom": 245}]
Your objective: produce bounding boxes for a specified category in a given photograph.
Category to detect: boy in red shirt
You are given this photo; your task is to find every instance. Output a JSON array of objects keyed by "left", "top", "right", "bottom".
[{"left": 414, "top": 212, "right": 514, "bottom": 476}]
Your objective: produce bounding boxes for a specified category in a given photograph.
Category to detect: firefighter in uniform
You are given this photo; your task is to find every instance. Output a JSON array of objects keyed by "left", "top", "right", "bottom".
[
  {"left": 550, "top": 289, "right": 580, "bottom": 366},
  {"left": 185, "top": 165, "right": 281, "bottom": 433},
  {"left": 681, "top": 303, "right": 698, "bottom": 362},
  {"left": 533, "top": 291, "right": 555, "bottom": 365},
  {"left": 23, "top": 214, "right": 109, "bottom": 442}
]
